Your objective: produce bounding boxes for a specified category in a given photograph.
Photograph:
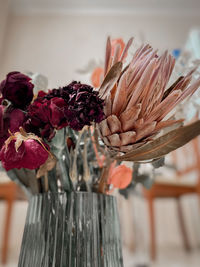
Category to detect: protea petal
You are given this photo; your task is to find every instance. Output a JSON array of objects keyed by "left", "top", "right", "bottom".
[
  {"left": 135, "top": 121, "right": 157, "bottom": 141},
  {"left": 99, "top": 119, "right": 111, "bottom": 137},
  {"left": 107, "top": 115, "right": 122, "bottom": 134},
  {"left": 107, "top": 134, "right": 121, "bottom": 147},
  {"left": 112, "top": 73, "right": 127, "bottom": 115},
  {"left": 119, "top": 131, "right": 136, "bottom": 146}
]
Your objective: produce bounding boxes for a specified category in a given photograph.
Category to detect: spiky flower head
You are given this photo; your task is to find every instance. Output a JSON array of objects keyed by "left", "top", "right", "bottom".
[{"left": 97, "top": 37, "right": 200, "bottom": 161}]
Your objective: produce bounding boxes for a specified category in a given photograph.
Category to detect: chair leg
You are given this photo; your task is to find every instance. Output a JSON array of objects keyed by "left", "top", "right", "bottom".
[
  {"left": 147, "top": 197, "right": 156, "bottom": 261},
  {"left": 2, "top": 199, "right": 13, "bottom": 264},
  {"left": 176, "top": 197, "right": 191, "bottom": 251}
]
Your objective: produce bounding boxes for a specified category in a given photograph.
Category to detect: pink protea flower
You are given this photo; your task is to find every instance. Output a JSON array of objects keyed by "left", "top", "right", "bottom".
[
  {"left": 0, "top": 128, "right": 49, "bottom": 171},
  {"left": 98, "top": 38, "right": 200, "bottom": 155}
]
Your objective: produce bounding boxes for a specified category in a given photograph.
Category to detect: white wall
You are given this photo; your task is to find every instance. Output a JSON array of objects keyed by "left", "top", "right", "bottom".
[
  {"left": 0, "top": 0, "right": 10, "bottom": 63},
  {"left": 0, "top": 13, "right": 200, "bottom": 87}
]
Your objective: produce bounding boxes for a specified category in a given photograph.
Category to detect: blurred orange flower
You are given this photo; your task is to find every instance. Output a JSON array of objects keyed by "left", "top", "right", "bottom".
[
  {"left": 91, "top": 67, "right": 104, "bottom": 88},
  {"left": 108, "top": 164, "right": 132, "bottom": 189}
]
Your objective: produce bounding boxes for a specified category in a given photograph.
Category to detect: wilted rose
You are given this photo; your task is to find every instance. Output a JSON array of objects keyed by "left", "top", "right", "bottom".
[
  {"left": 0, "top": 105, "right": 8, "bottom": 149},
  {"left": 0, "top": 137, "right": 49, "bottom": 171},
  {"left": 0, "top": 105, "right": 26, "bottom": 150},
  {"left": 9, "top": 108, "right": 25, "bottom": 133},
  {"left": 0, "top": 72, "right": 34, "bottom": 109},
  {"left": 24, "top": 95, "right": 68, "bottom": 140}
]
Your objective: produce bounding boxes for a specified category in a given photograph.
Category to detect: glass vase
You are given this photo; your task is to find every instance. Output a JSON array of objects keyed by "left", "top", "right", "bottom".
[{"left": 18, "top": 192, "right": 124, "bottom": 267}]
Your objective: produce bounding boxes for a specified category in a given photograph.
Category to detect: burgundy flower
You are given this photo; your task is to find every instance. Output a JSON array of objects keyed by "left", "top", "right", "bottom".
[
  {"left": 9, "top": 108, "right": 25, "bottom": 133},
  {"left": 54, "top": 81, "right": 105, "bottom": 131},
  {"left": 0, "top": 105, "right": 8, "bottom": 149},
  {"left": 24, "top": 94, "right": 68, "bottom": 140},
  {"left": 0, "top": 72, "right": 34, "bottom": 109},
  {"left": 0, "top": 105, "right": 26, "bottom": 150},
  {"left": 0, "top": 140, "right": 25, "bottom": 170},
  {"left": 0, "top": 134, "right": 49, "bottom": 171}
]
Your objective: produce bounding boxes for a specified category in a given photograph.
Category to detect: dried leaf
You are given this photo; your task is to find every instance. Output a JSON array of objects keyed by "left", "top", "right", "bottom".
[
  {"left": 116, "top": 120, "right": 200, "bottom": 161},
  {"left": 112, "top": 72, "right": 127, "bottom": 115},
  {"left": 99, "top": 62, "right": 123, "bottom": 99},
  {"left": 36, "top": 155, "right": 57, "bottom": 178},
  {"left": 104, "top": 36, "right": 112, "bottom": 76}
]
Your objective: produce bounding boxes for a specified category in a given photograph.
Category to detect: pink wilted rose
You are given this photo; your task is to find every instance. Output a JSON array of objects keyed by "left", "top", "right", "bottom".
[
  {"left": 0, "top": 72, "right": 34, "bottom": 109},
  {"left": 0, "top": 128, "right": 49, "bottom": 171}
]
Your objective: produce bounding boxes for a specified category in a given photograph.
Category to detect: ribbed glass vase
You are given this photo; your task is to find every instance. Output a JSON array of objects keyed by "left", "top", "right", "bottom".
[{"left": 18, "top": 192, "right": 124, "bottom": 267}]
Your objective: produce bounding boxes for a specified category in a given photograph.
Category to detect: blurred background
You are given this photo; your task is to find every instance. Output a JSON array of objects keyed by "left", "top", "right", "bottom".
[{"left": 0, "top": 0, "right": 200, "bottom": 266}]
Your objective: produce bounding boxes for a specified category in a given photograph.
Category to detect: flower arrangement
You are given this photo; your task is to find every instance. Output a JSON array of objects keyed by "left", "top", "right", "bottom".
[{"left": 1, "top": 37, "right": 200, "bottom": 196}]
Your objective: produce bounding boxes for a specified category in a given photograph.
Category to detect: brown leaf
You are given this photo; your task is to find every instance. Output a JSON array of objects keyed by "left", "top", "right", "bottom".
[
  {"left": 112, "top": 72, "right": 127, "bottom": 115},
  {"left": 104, "top": 36, "right": 112, "bottom": 76},
  {"left": 116, "top": 120, "right": 200, "bottom": 161},
  {"left": 99, "top": 62, "right": 123, "bottom": 99},
  {"left": 162, "top": 76, "right": 184, "bottom": 100},
  {"left": 36, "top": 155, "right": 57, "bottom": 178}
]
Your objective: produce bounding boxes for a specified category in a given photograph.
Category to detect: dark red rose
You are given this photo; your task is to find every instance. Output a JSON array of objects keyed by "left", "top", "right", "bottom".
[
  {"left": 24, "top": 95, "right": 68, "bottom": 141},
  {"left": 0, "top": 105, "right": 5, "bottom": 135},
  {"left": 0, "top": 137, "right": 49, "bottom": 171},
  {"left": 22, "top": 139, "right": 49, "bottom": 169},
  {"left": 0, "top": 105, "right": 26, "bottom": 150},
  {"left": 0, "top": 140, "right": 25, "bottom": 170},
  {"left": 0, "top": 105, "right": 8, "bottom": 149},
  {"left": 0, "top": 72, "right": 34, "bottom": 109},
  {"left": 9, "top": 108, "right": 25, "bottom": 133},
  {"left": 48, "top": 97, "right": 68, "bottom": 129}
]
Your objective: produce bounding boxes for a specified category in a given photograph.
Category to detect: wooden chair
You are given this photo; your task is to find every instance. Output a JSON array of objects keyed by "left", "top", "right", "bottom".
[
  {"left": 143, "top": 137, "right": 200, "bottom": 261},
  {"left": 0, "top": 181, "right": 26, "bottom": 264}
]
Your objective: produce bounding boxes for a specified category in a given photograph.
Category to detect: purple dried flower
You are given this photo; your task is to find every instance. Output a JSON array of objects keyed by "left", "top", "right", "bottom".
[{"left": 58, "top": 81, "right": 105, "bottom": 130}]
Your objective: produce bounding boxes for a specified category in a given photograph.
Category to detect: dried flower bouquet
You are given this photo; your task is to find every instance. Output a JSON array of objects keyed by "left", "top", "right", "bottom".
[{"left": 1, "top": 37, "right": 200, "bottom": 195}]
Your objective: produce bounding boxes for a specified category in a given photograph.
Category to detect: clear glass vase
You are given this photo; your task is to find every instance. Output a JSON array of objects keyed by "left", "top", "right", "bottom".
[{"left": 18, "top": 192, "right": 124, "bottom": 267}]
